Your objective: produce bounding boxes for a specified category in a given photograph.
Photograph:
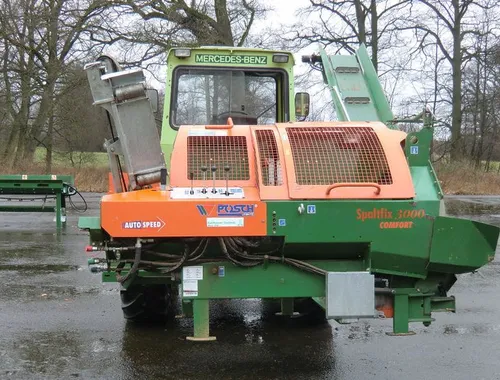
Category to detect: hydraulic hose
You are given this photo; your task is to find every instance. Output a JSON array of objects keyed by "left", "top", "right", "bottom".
[{"left": 116, "top": 238, "right": 142, "bottom": 284}]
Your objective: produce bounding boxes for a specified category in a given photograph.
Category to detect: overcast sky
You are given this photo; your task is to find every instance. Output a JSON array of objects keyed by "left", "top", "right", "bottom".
[{"left": 268, "top": 0, "right": 305, "bottom": 20}]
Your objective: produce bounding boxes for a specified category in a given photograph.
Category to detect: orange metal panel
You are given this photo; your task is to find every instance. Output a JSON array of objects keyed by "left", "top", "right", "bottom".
[
  {"left": 250, "top": 126, "right": 290, "bottom": 200},
  {"left": 276, "top": 122, "right": 415, "bottom": 200},
  {"left": 170, "top": 125, "right": 258, "bottom": 188},
  {"left": 100, "top": 189, "right": 267, "bottom": 238}
]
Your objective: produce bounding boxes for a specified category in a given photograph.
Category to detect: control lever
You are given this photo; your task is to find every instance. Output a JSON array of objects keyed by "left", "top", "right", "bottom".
[
  {"left": 224, "top": 165, "right": 231, "bottom": 196},
  {"left": 189, "top": 172, "right": 194, "bottom": 195},
  {"left": 160, "top": 168, "right": 167, "bottom": 191},
  {"left": 201, "top": 166, "right": 208, "bottom": 194},
  {"left": 211, "top": 165, "right": 217, "bottom": 194}
]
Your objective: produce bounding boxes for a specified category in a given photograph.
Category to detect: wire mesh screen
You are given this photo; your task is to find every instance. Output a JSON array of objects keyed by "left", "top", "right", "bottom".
[
  {"left": 255, "top": 130, "right": 283, "bottom": 186},
  {"left": 286, "top": 127, "right": 393, "bottom": 185},
  {"left": 187, "top": 136, "right": 250, "bottom": 180}
]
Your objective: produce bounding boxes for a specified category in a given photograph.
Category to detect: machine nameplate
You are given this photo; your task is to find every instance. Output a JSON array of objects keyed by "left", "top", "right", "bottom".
[
  {"left": 207, "top": 218, "right": 245, "bottom": 227},
  {"left": 207, "top": 217, "right": 244, "bottom": 227},
  {"left": 195, "top": 54, "right": 268, "bottom": 65}
]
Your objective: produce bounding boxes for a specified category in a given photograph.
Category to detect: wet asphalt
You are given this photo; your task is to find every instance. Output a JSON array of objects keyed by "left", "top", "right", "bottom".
[{"left": 1, "top": 194, "right": 500, "bottom": 380}]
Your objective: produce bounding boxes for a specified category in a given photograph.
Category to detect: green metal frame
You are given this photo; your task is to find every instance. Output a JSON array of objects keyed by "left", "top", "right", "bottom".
[
  {"left": 103, "top": 262, "right": 458, "bottom": 340},
  {"left": 0, "top": 175, "right": 74, "bottom": 229}
]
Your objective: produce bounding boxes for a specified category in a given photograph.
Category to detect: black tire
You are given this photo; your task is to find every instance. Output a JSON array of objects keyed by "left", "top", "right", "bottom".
[{"left": 120, "top": 284, "right": 176, "bottom": 323}]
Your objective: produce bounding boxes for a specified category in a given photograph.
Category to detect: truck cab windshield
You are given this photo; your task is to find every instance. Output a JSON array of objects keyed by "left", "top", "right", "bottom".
[{"left": 171, "top": 68, "right": 286, "bottom": 127}]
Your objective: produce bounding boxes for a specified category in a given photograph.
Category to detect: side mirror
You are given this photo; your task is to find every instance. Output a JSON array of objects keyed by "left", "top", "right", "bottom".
[
  {"left": 147, "top": 89, "right": 159, "bottom": 113},
  {"left": 295, "top": 92, "right": 310, "bottom": 121}
]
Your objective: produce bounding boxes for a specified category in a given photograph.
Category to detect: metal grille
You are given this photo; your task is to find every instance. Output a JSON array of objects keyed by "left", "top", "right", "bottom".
[
  {"left": 187, "top": 136, "right": 250, "bottom": 180},
  {"left": 286, "top": 127, "right": 393, "bottom": 185},
  {"left": 255, "top": 130, "right": 283, "bottom": 186}
]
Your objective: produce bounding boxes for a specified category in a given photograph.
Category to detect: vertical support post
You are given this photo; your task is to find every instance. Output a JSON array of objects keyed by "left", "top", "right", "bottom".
[
  {"left": 387, "top": 293, "right": 415, "bottom": 336},
  {"left": 55, "top": 192, "right": 62, "bottom": 229},
  {"left": 179, "top": 300, "right": 193, "bottom": 318},
  {"left": 276, "top": 298, "right": 296, "bottom": 316},
  {"left": 61, "top": 190, "right": 67, "bottom": 223},
  {"left": 186, "top": 299, "right": 216, "bottom": 342}
]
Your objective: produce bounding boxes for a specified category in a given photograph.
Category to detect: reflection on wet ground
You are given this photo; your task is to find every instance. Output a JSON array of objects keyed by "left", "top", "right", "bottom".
[{"left": 1, "top": 195, "right": 500, "bottom": 379}]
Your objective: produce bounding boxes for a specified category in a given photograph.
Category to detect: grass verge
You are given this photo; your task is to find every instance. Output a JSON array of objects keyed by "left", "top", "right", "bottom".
[
  {"left": 4, "top": 156, "right": 500, "bottom": 195},
  {"left": 3, "top": 164, "right": 109, "bottom": 193},
  {"left": 435, "top": 161, "right": 500, "bottom": 195}
]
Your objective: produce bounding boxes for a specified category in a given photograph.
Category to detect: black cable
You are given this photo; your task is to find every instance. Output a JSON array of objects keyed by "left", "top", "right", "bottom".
[
  {"left": 223, "top": 237, "right": 326, "bottom": 275},
  {"left": 160, "top": 244, "right": 190, "bottom": 274},
  {"left": 219, "top": 238, "right": 261, "bottom": 267},
  {"left": 188, "top": 238, "right": 209, "bottom": 262},
  {"left": 116, "top": 243, "right": 142, "bottom": 284},
  {"left": 144, "top": 250, "right": 183, "bottom": 259},
  {"left": 64, "top": 183, "right": 88, "bottom": 213}
]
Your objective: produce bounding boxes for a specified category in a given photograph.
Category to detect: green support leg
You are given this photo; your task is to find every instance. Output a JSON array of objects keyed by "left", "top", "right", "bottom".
[
  {"left": 61, "top": 193, "right": 67, "bottom": 224},
  {"left": 387, "top": 294, "right": 416, "bottom": 336},
  {"left": 276, "top": 298, "right": 300, "bottom": 317},
  {"left": 186, "top": 299, "right": 216, "bottom": 342},
  {"left": 56, "top": 193, "right": 62, "bottom": 229},
  {"left": 177, "top": 300, "right": 193, "bottom": 319}
]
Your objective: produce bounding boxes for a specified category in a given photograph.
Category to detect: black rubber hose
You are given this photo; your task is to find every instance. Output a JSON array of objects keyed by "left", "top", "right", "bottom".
[
  {"left": 188, "top": 239, "right": 209, "bottom": 262},
  {"left": 65, "top": 184, "right": 88, "bottom": 212},
  {"left": 116, "top": 243, "right": 141, "bottom": 284},
  {"left": 225, "top": 237, "right": 245, "bottom": 254},
  {"left": 219, "top": 238, "right": 261, "bottom": 267},
  {"left": 160, "top": 244, "right": 189, "bottom": 274}
]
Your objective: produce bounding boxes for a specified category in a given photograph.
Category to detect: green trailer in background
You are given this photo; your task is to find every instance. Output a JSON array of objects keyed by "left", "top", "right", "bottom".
[{"left": 0, "top": 174, "right": 74, "bottom": 228}]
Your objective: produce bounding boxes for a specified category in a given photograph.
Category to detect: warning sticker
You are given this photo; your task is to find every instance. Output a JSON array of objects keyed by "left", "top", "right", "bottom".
[
  {"left": 183, "top": 266, "right": 203, "bottom": 280},
  {"left": 182, "top": 266, "right": 203, "bottom": 297},
  {"left": 182, "top": 279, "right": 198, "bottom": 297}
]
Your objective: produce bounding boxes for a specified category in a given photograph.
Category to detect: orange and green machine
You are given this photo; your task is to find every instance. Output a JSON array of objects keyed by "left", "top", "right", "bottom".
[{"left": 79, "top": 45, "right": 499, "bottom": 341}]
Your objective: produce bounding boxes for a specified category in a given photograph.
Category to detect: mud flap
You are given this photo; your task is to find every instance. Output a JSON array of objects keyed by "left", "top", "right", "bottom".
[{"left": 428, "top": 216, "right": 499, "bottom": 273}]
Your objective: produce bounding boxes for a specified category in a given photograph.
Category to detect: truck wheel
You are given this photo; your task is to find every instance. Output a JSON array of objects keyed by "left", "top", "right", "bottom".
[{"left": 120, "top": 284, "right": 176, "bottom": 323}]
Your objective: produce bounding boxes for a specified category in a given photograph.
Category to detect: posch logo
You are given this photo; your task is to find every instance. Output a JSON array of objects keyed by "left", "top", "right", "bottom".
[
  {"left": 217, "top": 204, "right": 254, "bottom": 217},
  {"left": 196, "top": 204, "right": 254, "bottom": 217}
]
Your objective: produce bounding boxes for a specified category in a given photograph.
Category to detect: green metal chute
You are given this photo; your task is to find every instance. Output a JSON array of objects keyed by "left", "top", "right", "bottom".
[
  {"left": 319, "top": 44, "right": 395, "bottom": 127},
  {"left": 428, "top": 216, "right": 499, "bottom": 273}
]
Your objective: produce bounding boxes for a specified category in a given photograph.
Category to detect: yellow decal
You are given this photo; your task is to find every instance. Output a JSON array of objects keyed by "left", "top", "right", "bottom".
[{"left": 380, "top": 221, "right": 413, "bottom": 229}]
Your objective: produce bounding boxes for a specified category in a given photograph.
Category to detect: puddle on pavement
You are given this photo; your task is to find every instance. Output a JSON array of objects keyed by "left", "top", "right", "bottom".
[
  {"left": 1, "top": 194, "right": 500, "bottom": 379},
  {"left": 0, "top": 264, "right": 80, "bottom": 272},
  {"left": 445, "top": 197, "right": 500, "bottom": 217}
]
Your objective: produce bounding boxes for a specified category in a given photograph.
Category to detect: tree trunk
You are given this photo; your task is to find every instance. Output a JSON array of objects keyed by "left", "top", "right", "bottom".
[
  {"left": 45, "top": 111, "right": 54, "bottom": 174},
  {"left": 369, "top": 0, "right": 378, "bottom": 71},
  {"left": 449, "top": 0, "right": 463, "bottom": 160}
]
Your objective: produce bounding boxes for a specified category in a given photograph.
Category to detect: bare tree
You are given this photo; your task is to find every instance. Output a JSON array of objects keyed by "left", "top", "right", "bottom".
[
  {"left": 397, "top": 0, "right": 498, "bottom": 160},
  {"left": 284, "top": 0, "right": 410, "bottom": 72},
  {"left": 89, "top": 0, "right": 268, "bottom": 69},
  {"left": 0, "top": 0, "right": 107, "bottom": 171}
]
